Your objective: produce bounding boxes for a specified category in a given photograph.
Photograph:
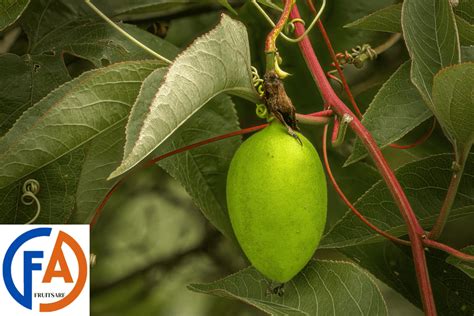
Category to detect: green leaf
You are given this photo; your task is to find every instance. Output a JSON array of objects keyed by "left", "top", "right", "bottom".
[
  {"left": 97, "top": 0, "right": 215, "bottom": 21},
  {"left": 342, "top": 241, "right": 474, "bottom": 315},
  {"left": 345, "top": 4, "right": 402, "bottom": 33},
  {"left": 70, "top": 122, "right": 127, "bottom": 223},
  {"left": 0, "top": 121, "right": 125, "bottom": 224},
  {"left": 189, "top": 260, "right": 388, "bottom": 316},
  {"left": 402, "top": 0, "right": 460, "bottom": 104},
  {"left": 346, "top": 3, "right": 473, "bottom": 46},
  {"left": 456, "top": 0, "right": 474, "bottom": 23},
  {"left": 20, "top": 0, "right": 177, "bottom": 65},
  {"left": 29, "top": 20, "right": 178, "bottom": 67},
  {"left": 0, "top": 0, "right": 30, "bottom": 30},
  {"left": 157, "top": 95, "right": 240, "bottom": 240},
  {"left": 461, "top": 46, "right": 474, "bottom": 61},
  {"left": 346, "top": 61, "right": 432, "bottom": 166},
  {"left": 0, "top": 149, "right": 85, "bottom": 224},
  {"left": 257, "top": 0, "right": 282, "bottom": 11},
  {"left": 322, "top": 153, "right": 474, "bottom": 248},
  {"left": 123, "top": 66, "right": 240, "bottom": 239},
  {"left": 0, "top": 53, "right": 70, "bottom": 135},
  {"left": 446, "top": 246, "right": 474, "bottom": 278},
  {"left": 432, "top": 63, "right": 474, "bottom": 156},
  {"left": 456, "top": 15, "right": 474, "bottom": 46},
  {"left": 0, "top": 60, "right": 163, "bottom": 189},
  {"left": 217, "top": 0, "right": 237, "bottom": 15},
  {"left": 110, "top": 14, "right": 259, "bottom": 178}
]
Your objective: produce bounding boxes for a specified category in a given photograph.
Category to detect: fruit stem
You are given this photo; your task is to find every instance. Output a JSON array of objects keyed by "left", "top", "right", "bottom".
[{"left": 291, "top": 5, "right": 437, "bottom": 315}]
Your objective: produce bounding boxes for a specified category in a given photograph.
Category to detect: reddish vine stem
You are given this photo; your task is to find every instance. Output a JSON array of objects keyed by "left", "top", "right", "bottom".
[
  {"left": 322, "top": 124, "right": 411, "bottom": 246},
  {"left": 290, "top": 5, "right": 437, "bottom": 315},
  {"left": 423, "top": 239, "right": 474, "bottom": 262}
]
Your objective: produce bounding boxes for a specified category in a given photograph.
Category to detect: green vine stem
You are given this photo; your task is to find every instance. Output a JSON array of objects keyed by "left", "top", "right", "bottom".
[
  {"left": 84, "top": 0, "right": 172, "bottom": 64},
  {"left": 428, "top": 148, "right": 470, "bottom": 239}
]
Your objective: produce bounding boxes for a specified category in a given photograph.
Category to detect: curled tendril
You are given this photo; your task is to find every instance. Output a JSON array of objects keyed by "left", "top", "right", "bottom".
[
  {"left": 256, "top": 104, "right": 269, "bottom": 119},
  {"left": 21, "top": 179, "right": 41, "bottom": 224},
  {"left": 284, "top": 18, "right": 305, "bottom": 34},
  {"left": 251, "top": 67, "right": 270, "bottom": 120},
  {"left": 327, "top": 44, "right": 378, "bottom": 88},
  {"left": 251, "top": 66, "right": 265, "bottom": 96}
]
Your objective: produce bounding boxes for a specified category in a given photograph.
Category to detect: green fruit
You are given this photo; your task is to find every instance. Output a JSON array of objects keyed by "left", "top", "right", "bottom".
[{"left": 227, "top": 121, "right": 327, "bottom": 283}]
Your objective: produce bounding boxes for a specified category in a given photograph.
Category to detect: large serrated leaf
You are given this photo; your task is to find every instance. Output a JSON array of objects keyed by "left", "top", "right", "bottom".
[
  {"left": 70, "top": 122, "right": 127, "bottom": 224},
  {"left": 346, "top": 61, "right": 432, "bottom": 166},
  {"left": 157, "top": 94, "right": 240, "bottom": 240},
  {"left": 0, "top": 53, "right": 70, "bottom": 136},
  {"left": 0, "top": 149, "right": 85, "bottom": 224},
  {"left": 0, "top": 60, "right": 163, "bottom": 189},
  {"left": 322, "top": 153, "right": 474, "bottom": 248},
  {"left": 402, "top": 0, "right": 460, "bottom": 104},
  {"left": 110, "top": 14, "right": 259, "bottom": 178},
  {"left": 0, "top": 0, "right": 30, "bottom": 30},
  {"left": 343, "top": 241, "right": 474, "bottom": 315},
  {"left": 446, "top": 246, "right": 474, "bottom": 278},
  {"left": 432, "top": 63, "right": 474, "bottom": 156},
  {"left": 189, "top": 260, "right": 388, "bottom": 316}
]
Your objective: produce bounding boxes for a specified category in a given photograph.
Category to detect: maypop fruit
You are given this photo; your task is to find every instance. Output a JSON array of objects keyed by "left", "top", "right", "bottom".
[{"left": 226, "top": 121, "right": 327, "bottom": 283}]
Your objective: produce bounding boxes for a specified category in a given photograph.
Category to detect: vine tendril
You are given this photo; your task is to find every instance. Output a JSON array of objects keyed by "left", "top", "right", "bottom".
[
  {"left": 252, "top": 0, "right": 326, "bottom": 43},
  {"left": 251, "top": 66, "right": 270, "bottom": 120},
  {"left": 21, "top": 179, "right": 41, "bottom": 224}
]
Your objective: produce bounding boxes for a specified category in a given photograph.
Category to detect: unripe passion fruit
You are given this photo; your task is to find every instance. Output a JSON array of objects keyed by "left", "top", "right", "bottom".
[{"left": 227, "top": 121, "right": 327, "bottom": 282}]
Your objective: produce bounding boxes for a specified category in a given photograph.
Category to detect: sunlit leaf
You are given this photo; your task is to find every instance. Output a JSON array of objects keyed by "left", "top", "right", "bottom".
[{"left": 110, "top": 14, "right": 259, "bottom": 178}]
